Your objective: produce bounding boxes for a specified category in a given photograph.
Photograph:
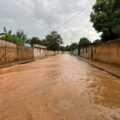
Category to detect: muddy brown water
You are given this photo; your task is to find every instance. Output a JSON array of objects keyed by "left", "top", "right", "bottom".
[{"left": 0, "top": 54, "right": 120, "bottom": 120}]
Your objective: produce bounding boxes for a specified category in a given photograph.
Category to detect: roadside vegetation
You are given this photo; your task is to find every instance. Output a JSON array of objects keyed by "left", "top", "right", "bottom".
[
  {"left": 30, "top": 31, "right": 63, "bottom": 52},
  {"left": 0, "top": 0, "right": 120, "bottom": 53},
  {"left": 69, "top": 0, "right": 120, "bottom": 54},
  {"left": 0, "top": 28, "right": 63, "bottom": 52},
  {"left": 0, "top": 27, "right": 26, "bottom": 46},
  {"left": 91, "top": 0, "right": 120, "bottom": 41}
]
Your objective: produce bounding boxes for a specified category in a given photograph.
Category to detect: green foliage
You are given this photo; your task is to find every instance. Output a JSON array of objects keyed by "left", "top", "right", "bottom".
[
  {"left": 78, "top": 37, "right": 91, "bottom": 48},
  {"left": 45, "top": 31, "right": 63, "bottom": 51},
  {"left": 30, "top": 37, "right": 42, "bottom": 47},
  {"left": 40, "top": 39, "right": 47, "bottom": 46},
  {"left": 91, "top": 0, "right": 120, "bottom": 41},
  {"left": 78, "top": 37, "right": 91, "bottom": 55},
  {"left": 58, "top": 45, "right": 71, "bottom": 52},
  {"left": 70, "top": 43, "right": 78, "bottom": 50},
  {"left": 59, "top": 46, "right": 66, "bottom": 52},
  {"left": 16, "top": 30, "right": 27, "bottom": 41},
  {"left": 69, "top": 43, "right": 78, "bottom": 55},
  {"left": 30, "top": 37, "right": 48, "bottom": 47},
  {"left": 65, "top": 45, "right": 70, "bottom": 51},
  {"left": 30, "top": 31, "right": 63, "bottom": 52},
  {"left": 0, "top": 27, "right": 24, "bottom": 46},
  {"left": 93, "top": 39, "right": 101, "bottom": 44}
]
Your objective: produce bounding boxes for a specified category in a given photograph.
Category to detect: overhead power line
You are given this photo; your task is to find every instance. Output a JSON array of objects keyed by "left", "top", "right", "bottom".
[
  {"left": 55, "top": 0, "right": 93, "bottom": 31},
  {"left": 55, "top": 8, "right": 88, "bottom": 30}
]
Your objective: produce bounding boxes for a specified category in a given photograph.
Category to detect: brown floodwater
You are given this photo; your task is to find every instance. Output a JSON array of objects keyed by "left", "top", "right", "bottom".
[{"left": 0, "top": 54, "right": 120, "bottom": 120}]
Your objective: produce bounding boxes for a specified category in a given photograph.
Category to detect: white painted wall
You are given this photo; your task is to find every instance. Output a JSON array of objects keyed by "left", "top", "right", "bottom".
[{"left": 34, "top": 48, "right": 46, "bottom": 59}]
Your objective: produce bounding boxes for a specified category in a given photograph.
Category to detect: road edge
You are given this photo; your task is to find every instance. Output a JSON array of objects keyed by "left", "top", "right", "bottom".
[
  {"left": 77, "top": 57, "right": 120, "bottom": 79},
  {"left": 0, "top": 54, "right": 57, "bottom": 69},
  {"left": 0, "top": 59, "right": 35, "bottom": 69}
]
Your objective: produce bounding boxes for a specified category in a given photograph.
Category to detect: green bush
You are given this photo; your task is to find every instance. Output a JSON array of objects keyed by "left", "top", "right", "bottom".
[{"left": 1, "top": 33, "right": 24, "bottom": 46}]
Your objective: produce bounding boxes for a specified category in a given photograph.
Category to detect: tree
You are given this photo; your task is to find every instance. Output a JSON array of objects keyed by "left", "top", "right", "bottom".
[
  {"left": 70, "top": 43, "right": 78, "bottom": 50},
  {"left": 69, "top": 43, "right": 78, "bottom": 55},
  {"left": 30, "top": 37, "right": 42, "bottom": 47},
  {"left": 78, "top": 37, "right": 91, "bottom": 48},
  {"left": 0, "top": 27, "right": 12, "bottom": 39},
  {"left": 78, "top": 37, "right": 91, "bottom": 55},
  {"left": 41, "top": 39, "right": 47, "bottom": 46},
  {"left": 65, "top": 45, "right": 70, "bottom": 51},
  {"left": 45, "top": 31, "right": 63, "bottom": 52},
  {"left": 90, "top": 0, "right": 120, "bottom": 41},
  {"left": 16, "top": 30, "right": 27, "bottom": 41},
  {"left": 59, "top": 46, "right": 66, "bottom": 52},
  {"left": 93, "top": 39, "right": 101, "bottom": 44}
]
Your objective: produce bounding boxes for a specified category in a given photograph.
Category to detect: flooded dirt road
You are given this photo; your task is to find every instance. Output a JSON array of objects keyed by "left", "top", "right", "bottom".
[{"left": 0, "top": 54, "right": 120, "bottom": 120}]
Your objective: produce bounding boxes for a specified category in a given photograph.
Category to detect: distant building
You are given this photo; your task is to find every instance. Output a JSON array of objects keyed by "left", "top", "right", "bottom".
[{"left": 33, "top": 44, "right": 47, "bottom": 59}]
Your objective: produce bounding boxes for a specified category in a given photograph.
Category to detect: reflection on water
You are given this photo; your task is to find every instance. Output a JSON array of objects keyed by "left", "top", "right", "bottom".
[
  {"left": 0, "top": 54, "right": 120, "bottom": 120},
  {"left": 88, "top": 74, "right": 120, "bottom": 108}
]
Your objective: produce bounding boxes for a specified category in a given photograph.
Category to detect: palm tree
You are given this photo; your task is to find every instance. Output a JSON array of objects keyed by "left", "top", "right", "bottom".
[
  {"left": 0, "top": 27, "right": 12, "bottom": 40},
  {"left": 16, "top": 30, "right": 27, "bottom": 41}
]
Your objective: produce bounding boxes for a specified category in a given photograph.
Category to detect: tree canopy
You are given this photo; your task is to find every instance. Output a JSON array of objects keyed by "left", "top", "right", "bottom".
[
  {"left": 16, "top": 30, "right": 27, "bottom": 41},
  {"left": 45, "top": 31, "right": 63, "bottom": 52},
  {"left": 78, "top": 37, "right": 91, "bottom": 48},
  {"left": 30, "top": 31, "right": 63, "bottom": 51},
  {"left": 70, "top": 43, "right": 78, "bottom": 51},
  {"left": 30, "top": 37, "right": 42, "bottom": 47},
  {"left": 93, "top": 39, "right": 101, "bottom": 44},
  {"left": 91, "top": 0, "right": 120, "bottom": 41}
]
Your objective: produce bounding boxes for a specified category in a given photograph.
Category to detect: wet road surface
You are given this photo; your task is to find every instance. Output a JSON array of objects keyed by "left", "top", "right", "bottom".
[{"left": 0, "top": 54, "right": 120, "bottom": 120}]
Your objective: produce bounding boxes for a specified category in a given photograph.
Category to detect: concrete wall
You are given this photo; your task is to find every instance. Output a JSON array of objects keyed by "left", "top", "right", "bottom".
[
  {"left": 0, "top": 40, "right": 34, "bottom": 65},
  {"left": 46, "top": 51, "right": 55, "bottom": 56},
  {"left": 34, "top": 48, "right": 47, "bottom": 59},
  {"left": 80, "top": 40, "right": 120, "bottom": 65},
  {"left": 18, "top": 47, "right": 33, "bottom": 60},
  {"left": 80, "top": 46, "right": 92, "bottom": 59},
  {"left": 0, "top": 40, "right": 56, "bottom": 66},
  {"left": 93, "top": 40, "right": 120, "bottom": 65}
]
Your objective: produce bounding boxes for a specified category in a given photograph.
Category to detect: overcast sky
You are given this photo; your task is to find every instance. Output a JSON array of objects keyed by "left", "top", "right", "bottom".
[{"left": 0, "top": 0, "right": 101, "bottom": 45}]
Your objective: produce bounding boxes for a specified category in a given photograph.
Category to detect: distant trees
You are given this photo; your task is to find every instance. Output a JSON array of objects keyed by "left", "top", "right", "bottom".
[
  {"left": 59, "top": 46, "right": 66, "bottom": 52},
  {"left": 16, "top": 30, "right": 27, "bottom": 41},
  {"left": 67, "top": 37, "right": 91, "bottom": 55},
  {"left": 70, "top": 43, "right": 78, "bottom": 52},
  {"left": 58, "top": 45, "right": 71, "bottom": 52},
  {"left": 78, "top": 37, "right": 91, "bottom": 55},
  {"left": 90, "top": 0, "right": 120, "bottom": 41},
  {"left": 78, "top": 37, "right": 91, "bottom": 48},
  {"left": 0, "top": 27, "right": 25, "bottom": 46},
  {"left": 45, "top": 31, "right": 63, "bottom": 52},
  {"left": 93, "top": 39, "right": 101, "bottom": 44},
  {"left": 65, "top": 45, "right": 70, "bottom": 51},
  {"left": 30, "top": 37, "right": 42, "bottom": 47},
  {"left": 30, "top": 31, "right": 63, "bottom": 52}
]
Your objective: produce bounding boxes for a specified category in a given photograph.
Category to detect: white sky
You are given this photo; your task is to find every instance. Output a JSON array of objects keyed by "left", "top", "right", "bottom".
[{"left": 0, "top": 0, "right": 101, "bottom": 45}]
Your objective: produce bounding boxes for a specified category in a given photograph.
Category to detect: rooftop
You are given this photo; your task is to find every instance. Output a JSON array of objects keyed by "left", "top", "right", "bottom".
[{"left": 33, "top": 44, "right": 47, "bottom": 49}]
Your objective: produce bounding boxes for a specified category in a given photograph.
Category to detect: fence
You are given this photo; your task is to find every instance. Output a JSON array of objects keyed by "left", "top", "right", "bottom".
[
  {"left": 80, "top": 40, "right": 120, "bottom": 65},
  {"left": 46, "top": 51, "right": 55, "bottom": 56},
  {"left": 0, "top": 40, "right": 34, "bottom": 65}
]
